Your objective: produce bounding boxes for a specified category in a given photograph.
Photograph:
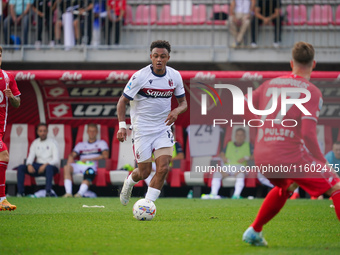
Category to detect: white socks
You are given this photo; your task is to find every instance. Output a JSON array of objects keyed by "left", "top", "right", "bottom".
[
  {"left": 257, "top": 173, "right": 274, "bottom": 188},
  {"left": 211, "top": 171, "right": 222, "bottom": 195},
  {"left": 0, "top": 196, "right": 6, "bottom": 202},
  {"left": 78, "top": 183, "right": 88, "bottom": 196},
  {"left": 145, "top": 187, "right": 161, "bottom": 202},
  {"left": 127, "top": 173, "right": 138, "bottom": 187},
  {"left": 233, "top": 172, "right": 245, "bottom": 197},
  {"left": 64, "top": 179, "right": 72, "bottom": 194}
]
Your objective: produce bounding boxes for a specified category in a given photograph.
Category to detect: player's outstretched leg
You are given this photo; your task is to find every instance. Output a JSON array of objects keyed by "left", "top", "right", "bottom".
[
  {"left": 0, "top": 199, "right": 17, "bottom": 211},
  {"left": 120, "top": 175, "right": 136, "bottom": 205},
  {"left": 242, "top": 226, "right": 268, "bottom": 246}
]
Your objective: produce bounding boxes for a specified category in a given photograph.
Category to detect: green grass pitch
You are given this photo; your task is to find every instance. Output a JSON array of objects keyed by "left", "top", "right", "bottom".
[{"left": 1, "top": 198, "right": 339, "bottom": 255}]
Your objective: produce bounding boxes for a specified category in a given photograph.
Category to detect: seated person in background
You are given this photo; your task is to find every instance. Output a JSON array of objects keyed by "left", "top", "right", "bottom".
[
  {"left": 31, "top": 0, "right": 57, "bottom": 48},
  {"left": 106, "top": 0, "right": 126, "bottom": 45},
  {"left": 144, "top": 136, "right": 184, "bottom": 186},
  {"left": 3, "top": 0, "right": 33, "bottom": 45},
  {"left": 54, "top": 0, "right": 93, "bottom": 45},
  {"left": 326, "top": 141, "right": 340, "bottom": 174},
  {"left": 17, "top": 123, "right": 59, "bottom": 197},
  {"left": 228, "top": 0, "right": 255, "bottom": 47},
  {"left": 202, "top": 128, "right": 273, "bottom": 199},
  {"left": 63, "top": 123, "right": 109, "bottom": 197},
  {"left": 251, "top": 0, "right": 283, "bottom": 48}
]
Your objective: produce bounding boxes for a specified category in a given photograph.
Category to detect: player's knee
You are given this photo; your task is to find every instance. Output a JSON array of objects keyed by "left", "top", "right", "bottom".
[
  {"left": 0, "top": 151, "right": 9, "bottom": 162},
  {"left": 156, "top": 165, "right": 169, "bottom": 177},
  {"left": 327, "top": 182, "right": 340, "bottom": 196},
  {"left": 83, "top": 168, "right": 96, "bottom": 182},
  {"left": 287, "top": 182, "right": 299, "bottom": 192}
]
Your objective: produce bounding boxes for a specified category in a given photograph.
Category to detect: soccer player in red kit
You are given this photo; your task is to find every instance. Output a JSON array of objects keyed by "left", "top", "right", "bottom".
[
  {"left": 242, "top": 42, "right": 340, "bottom": 246},
  {"left": 0, "top": 46, "right": 21, "bottom": 211}
]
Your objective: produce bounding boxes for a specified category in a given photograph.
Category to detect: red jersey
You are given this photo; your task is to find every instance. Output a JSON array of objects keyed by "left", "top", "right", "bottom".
[
  {"left": 108, "top": 0, "right": 126, "bottom": 17},
  {"left": 0, "top": 70, "right": 21, "bottom": 133},
  {"left": 247, "top": 74, "right": 323, "bottom": 165}
]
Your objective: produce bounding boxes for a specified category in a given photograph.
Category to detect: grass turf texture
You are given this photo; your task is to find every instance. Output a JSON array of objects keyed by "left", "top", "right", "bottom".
[{"left": 1, "top": 198, "right": 339, "bottom": 255}]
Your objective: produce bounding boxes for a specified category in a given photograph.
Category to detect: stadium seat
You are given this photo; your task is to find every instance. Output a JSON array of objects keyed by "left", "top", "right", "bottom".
[
  {"left": 73, "top": 124, "right": 110, "bottom": 187},
  {"left": 109, "top": 125, "right": 141, "bottom": 186},
  {"left": 182, "top": 5, "right": 207, "bottom": 25},
  {"left": 207, "top": 4, "right": 229, "bottom": 25},
  {"left": 124, "top": 5, "right": 133, "bottom": 25},
  {"left": 286, "top": 5, "right": 307, "bottom": 26},
  {"left": 157, "top": 5, "right": 182, "bottom": 25},
  {"left": 4, "top": 124, "right": 35, "bottom": 194},
  {"left": 75, "top": 124, "right": 109, "bottom": 145},
  {"left": 133, "top": 5, "right": 157, "bottom": 25},
  {"left": 307, "top": 5, "right": 333, "bottom": 26},
  {"left": 334, "top": 5, "right": 340, "bottom": 25},
  {"left": 184, "top": 125, "right": 221, "bottom": 197}
]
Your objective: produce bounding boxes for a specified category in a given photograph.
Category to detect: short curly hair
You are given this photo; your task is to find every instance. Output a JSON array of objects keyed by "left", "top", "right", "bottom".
[{"left": 150, "top": 40, "right": 171, "bottom": 54}]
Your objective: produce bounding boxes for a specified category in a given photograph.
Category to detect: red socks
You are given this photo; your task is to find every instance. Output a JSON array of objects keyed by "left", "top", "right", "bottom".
[
  {"left": 0, "top": 161, "right": 8, "bottom": 198},
  {"left": 251, "top": 186, "right": 290, "bottom": 232},
  {"left": 331, "top": 190, "right": 340, "bottom": 221}
]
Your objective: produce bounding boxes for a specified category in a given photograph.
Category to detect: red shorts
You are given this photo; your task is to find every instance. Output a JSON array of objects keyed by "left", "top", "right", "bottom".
[
  {"left": 0, "top": 132, "right": 8, "bottom": 153},
  {"left": 259, "top": 153, "right": 340, "bottom": 197}
]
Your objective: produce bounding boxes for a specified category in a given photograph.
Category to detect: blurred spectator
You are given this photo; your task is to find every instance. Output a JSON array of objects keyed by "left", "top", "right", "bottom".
[
  {"left": 55, "top": 0, "right": 93, "bottom": 45},
  {"left": 62, "top": 123, "right": 109, "bottom": 198},
  {"left": 1, "top": 1, "right": 8, "bottom": 23},
  {"left": 201, "top": 128, "right": 273, "bottom": 199},
  {"left": 32, "top": 0, "right": 56, "bottom": 48},
  {"left": 251, "top": 0, "right": 283, "bottom": 48},
  {"left": 229, "top": 0, "right": 255, "bottom": 47},
  {"left": 3, "top": 0, "right": 33, "bottom": 45},
  {"left": 326, "top": 141, "right": 340, "bottom": 174},
  {"left": 106, "top": 0, "right": 125, "bottom": 45},
  {"left": 17, "top": 123, "right": 59, "bottom": 197}
]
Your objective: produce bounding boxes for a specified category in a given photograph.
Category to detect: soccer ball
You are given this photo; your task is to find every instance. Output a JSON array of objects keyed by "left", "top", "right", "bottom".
[{"left": 132, "top": 199, "right": 156, "bottom": 221}]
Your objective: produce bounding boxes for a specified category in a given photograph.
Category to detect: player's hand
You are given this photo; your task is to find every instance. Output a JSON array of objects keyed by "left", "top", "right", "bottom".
[
  {"left": 27, "top": 165, "right": 35, "bottom": 174},
  {"left": 165, "top": 110, "right": 179, "bottom": 126},
  {"left": 238, "top": 158, "right": 247, "bottom": 164},
  {"left": 38, "top": 164, "right": 47, "bottom": 174},
  {"left": 4, "top": 84, "right": 14, "bottom": 99},
  {"left": 117, "top": 128, "right": 127, "bottom": 142},
  {"left": 263, "top": 17, "right": 270, "bottom": 25}
]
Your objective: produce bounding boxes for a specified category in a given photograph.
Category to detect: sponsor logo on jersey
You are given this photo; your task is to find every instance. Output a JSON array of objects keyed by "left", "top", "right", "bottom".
[{"left": 138, "top": 88, "right": 174, "bottom": 98}]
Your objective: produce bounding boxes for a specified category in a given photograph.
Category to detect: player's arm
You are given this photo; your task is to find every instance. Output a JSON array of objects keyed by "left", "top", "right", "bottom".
[
  {"left": 4, "top": 78, "right": 20, "bottom": 108},
  {"left": 301, "top": 119, "right": 326, "bottom": 163},
  {"left": 220, "top": 146, "right": 228, "bottom": 164},
  {"left": 117, "top": 95, "right": 130, "bottom": 142},
  {"left": 165, "top": 96, "right": 187, "bottom": 126},
  {"left": 67, "top": 151, "right": 78, "bottom": 164}
]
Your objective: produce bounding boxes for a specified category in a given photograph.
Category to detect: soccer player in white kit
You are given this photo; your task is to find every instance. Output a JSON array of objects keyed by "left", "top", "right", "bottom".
[{"left": 117, "top": 40, "right": 187, "bottom": 205}]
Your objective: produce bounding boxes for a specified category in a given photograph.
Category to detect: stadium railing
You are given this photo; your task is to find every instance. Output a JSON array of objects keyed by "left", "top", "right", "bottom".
[{"left": 0, "top": 0, "right": 339, "bottom": 52}]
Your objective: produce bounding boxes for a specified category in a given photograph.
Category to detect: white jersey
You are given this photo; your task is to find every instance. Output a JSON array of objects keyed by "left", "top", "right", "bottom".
[
  {"left": 73, "top": 140, "right": 109, "bottom": 161},
  {"left": 123, "top": 64, "right": 185, "bottom": 137},
  {"left": 26, "top": 138, "right": 60, "bottom": 167}
]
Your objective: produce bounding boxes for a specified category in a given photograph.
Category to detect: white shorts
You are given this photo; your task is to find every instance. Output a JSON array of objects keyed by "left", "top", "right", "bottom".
[
  {"left": 71, "top": 161, "right": 97, "bottom": 174},
  {"left": 133, "top": 129, "right": 174, "bottom": 163}
]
